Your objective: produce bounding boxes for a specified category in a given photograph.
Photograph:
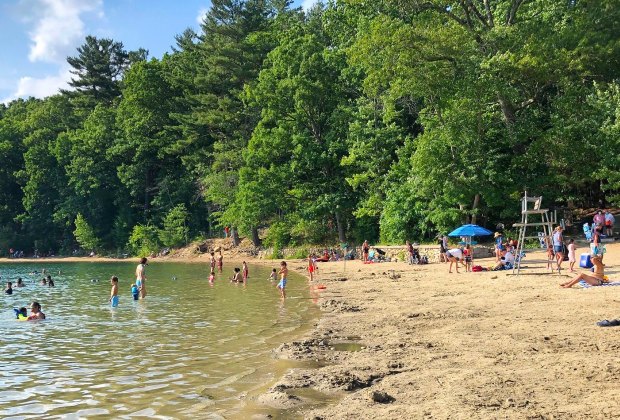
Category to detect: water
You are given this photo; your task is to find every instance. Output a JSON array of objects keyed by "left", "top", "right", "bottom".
[{"left": 0, "top": 262, "right": 319, "bottom": 418}]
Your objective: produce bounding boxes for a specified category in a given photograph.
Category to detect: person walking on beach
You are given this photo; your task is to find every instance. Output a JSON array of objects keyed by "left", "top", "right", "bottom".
[
  {"left": 136, "top": 257, "right": 148, "bottom": 299},
  {"left": 567, "top": 239, "right": 577, "bottom": 272},
  {"left": 552, "top": 226, "right": 564, "bottom": 274},
  {"left": 362, "top": 240, "right": 369, "bottom": 262},
  {"left": 110, "top": 276, "right": 119, "bottom": 307},
  {"left": 307, "top": 254, "right": 316, "bottom": 281},
  {"left": 277, "top": 261, "right": 288, "bottom": 299}
]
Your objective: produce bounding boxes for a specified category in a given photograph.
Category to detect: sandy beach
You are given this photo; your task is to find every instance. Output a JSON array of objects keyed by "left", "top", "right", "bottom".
[
  {"left": 255, "top": 243, "right": 620, "bottom": 419},
  {"left": 4, "top": 243, "right": 620, "bottom": 418}
]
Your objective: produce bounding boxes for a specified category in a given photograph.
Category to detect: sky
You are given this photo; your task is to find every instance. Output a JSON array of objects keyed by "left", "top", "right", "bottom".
[{"left": 0, "top": 0, "right": 316, "bottom": 103}]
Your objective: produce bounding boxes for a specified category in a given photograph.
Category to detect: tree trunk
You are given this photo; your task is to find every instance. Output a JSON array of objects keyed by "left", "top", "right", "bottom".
[
  {"left": 497, "top": 94, "right": 516, "bottom": 126},
  {"left": 471, "top": 193, "right": 481, "bottom": 225},
  {"left": 231, "top": 228, "right": 240, "bottom": 246},
  {"left": 251, "top": 227, "right": 261, "bottom": 247},
  {"left": 335, "top": 211, "right": 346, "bottom": 243}
]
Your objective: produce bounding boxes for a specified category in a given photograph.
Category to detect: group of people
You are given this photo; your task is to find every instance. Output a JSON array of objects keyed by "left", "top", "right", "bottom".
[{"left": 5, "top": 272, "right": 49, "bottom": 320}]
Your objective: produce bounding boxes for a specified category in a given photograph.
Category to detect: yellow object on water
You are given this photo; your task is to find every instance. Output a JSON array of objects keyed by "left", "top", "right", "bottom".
[{"left": 17, "top": 315, "right": 27, "bottom": 321}]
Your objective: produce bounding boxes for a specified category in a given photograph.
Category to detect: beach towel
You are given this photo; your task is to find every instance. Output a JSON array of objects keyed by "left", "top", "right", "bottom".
[{"left": 578, "top": 280, "right": 620, "bottom": 288}]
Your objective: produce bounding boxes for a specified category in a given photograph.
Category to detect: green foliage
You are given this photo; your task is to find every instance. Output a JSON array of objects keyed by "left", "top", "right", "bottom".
[
  {"left": 159, "top": 204, "right": 189, "bottom": 248},
  {"left": 73, "top": 213, "right": 101, "bottom": 251},
  {"left": 128, "top": 224, "right": 160, "bottom": 257}
]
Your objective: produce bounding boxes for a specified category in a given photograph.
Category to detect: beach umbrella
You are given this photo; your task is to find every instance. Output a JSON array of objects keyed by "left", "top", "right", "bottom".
[{"left": 448, "top": 224, "right": 493, "bottom": 237}]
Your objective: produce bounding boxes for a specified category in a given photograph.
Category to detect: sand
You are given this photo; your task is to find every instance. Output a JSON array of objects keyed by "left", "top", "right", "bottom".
[
  {"left": 258, "top": 243, "right": 620, "bottom": 419},
  {"left": 5, "top": 242, "right": 620, "bottom": 418}
]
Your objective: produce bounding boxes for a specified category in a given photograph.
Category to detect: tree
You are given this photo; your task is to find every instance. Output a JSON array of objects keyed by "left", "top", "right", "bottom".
[
  {"left": 73, "top": 213, "right": 101, "bottom": 251},
  {"left": 159, "top": 204, "right": 189, "bottom": 248}
]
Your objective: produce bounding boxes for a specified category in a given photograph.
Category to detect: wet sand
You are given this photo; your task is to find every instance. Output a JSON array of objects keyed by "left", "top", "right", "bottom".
[{"left": 256, "top": 244, "right": 620, "bottom": 419}]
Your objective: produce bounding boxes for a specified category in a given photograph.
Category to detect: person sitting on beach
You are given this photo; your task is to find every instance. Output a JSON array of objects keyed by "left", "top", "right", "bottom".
[
  {"left": 493, "top": 249, "right": 515, "bottom": 270},
  {"left": 277, "top": 261, "right": 288, "bottom": 299},
  {"left": 231, "top": 267, "right": 241, "bottom": 283},
  {"left": 16, "top": 278, "right": 25, "bottom": 288},
  {"left": 560, "top": 255, "right": 607, "bottom": 288},
  {"left": 445, "top": 248, "right": 465, "bottom": 273},
  {"left": 5, "top": 281, "right": 13, "bottom": 295},
  {"left": 27, "top": 301, "right": 46, "bottom": 320}
]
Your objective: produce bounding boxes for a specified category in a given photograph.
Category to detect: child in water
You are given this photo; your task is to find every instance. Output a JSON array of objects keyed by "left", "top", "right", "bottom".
[
  {"left": 110, "top": 276, "right": 119, "bottom": 307},
  {"left": 14, "top": 307, "right": 28, "bottom": 320},
  {"left": 5, "top": 282, "right": 13, "bottom": 295},
  {"left": 269, "top": 268, "right": 277, "bottom": 281},
  {"left": 231, "top": 267, "right": 241, "bottom": 283},
  {"left": 131, "top": 283, "right": 139, "bottom": 301},
  {"left": 277, "top": 261, "right": 288, "bottom": 299},
  {"left": 242, "top": 261, "right": 249, "bottom": 283},
  {"left": 209, "top": 270, "right": 215, "bottom": 284}
]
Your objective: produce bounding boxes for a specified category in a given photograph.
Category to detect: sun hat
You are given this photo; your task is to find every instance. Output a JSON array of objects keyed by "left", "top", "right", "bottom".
[{"left": 494, "top": 232, "right": 501, "bottom": 238}]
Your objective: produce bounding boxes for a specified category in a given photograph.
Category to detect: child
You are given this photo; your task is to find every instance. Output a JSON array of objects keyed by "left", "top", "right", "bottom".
[
  {"left": 5, "top": 281, "right": 13, "bottom": 295},
  {"left": 242, "top": 261, "right": 249, "bottom": 283},
  {"left": 14, "top": 307, "right": 28, "bottom": 320},
  {"left": 47, "top": 275, "right": 55, "bottom": 287},
  {"left": 110, "top": 276, "right": 119, "bottom": 307},
  {"left": 231, "top": 267, "right": 241, "bottom": 283},
  {"left": 131, "top": 283, "right": 139, "bottom": 301},
  {"left": 16, "top": 278, "right": 25, "bottom": 288},
  {"left": 307, "top": 254, "right": 315, "bottom": 281},
  {"left": 545, "top": 236, "right": 555, "bottom": 272},
  {"left": 217, "top": 251, "right": 223, "bottom": 272},
  {"left": 567, "top": 238, "right": 577, "bottom": 272},
  {"left": 463, "top": 245, "right": 472, "bottom": 272},
  {"left": 209, "top": 270, "right": 215, "bottom": 284},
  {"left": 269, "top": 268, "right": 277, "bottom": 281},
  {"left": 277, "top": 261, "right": 288, "bottom": 299}
]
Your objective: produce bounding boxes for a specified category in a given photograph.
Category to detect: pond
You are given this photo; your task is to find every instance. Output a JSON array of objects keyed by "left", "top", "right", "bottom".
[{"left": 0, "top": 261, "right": 319, "bottom": 418}]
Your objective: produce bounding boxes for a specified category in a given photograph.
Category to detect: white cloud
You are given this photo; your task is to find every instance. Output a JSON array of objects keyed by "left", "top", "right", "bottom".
[
  {"left": 196, "top": 7, "right": 208, "bottom": 25},
  {"left": 27, "top": 0, "right": 103, "bottom": 63},
  {"left": 302, "top": 0, "right": 319, "bottom": 11},
  {"left": 1, "top": 67, "right": 72, "bottom": 103}
]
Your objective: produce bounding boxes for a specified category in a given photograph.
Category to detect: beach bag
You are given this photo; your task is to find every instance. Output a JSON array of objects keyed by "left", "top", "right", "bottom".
[{"left": 472, "top": 265, "right": 483, "bottom": 272}]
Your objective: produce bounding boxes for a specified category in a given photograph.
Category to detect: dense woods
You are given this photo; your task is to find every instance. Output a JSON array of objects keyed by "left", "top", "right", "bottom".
[{"left": 1, "top": 0, "right": 619, "bottom": 255}]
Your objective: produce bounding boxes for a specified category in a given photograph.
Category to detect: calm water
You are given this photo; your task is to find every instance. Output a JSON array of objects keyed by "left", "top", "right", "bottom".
[{"left": 0, "top": 262, "right": 318, "bottom": 418}]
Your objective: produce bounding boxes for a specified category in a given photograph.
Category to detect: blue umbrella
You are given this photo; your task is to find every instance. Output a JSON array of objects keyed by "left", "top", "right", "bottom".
[{"left": 448, "top": 224, "right": 493, "bottom": 237}]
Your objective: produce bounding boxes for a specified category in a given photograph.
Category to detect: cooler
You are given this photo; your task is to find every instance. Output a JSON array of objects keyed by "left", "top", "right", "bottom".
[{"left": 579, "top": 253, "right": 593, "bottom": 269}]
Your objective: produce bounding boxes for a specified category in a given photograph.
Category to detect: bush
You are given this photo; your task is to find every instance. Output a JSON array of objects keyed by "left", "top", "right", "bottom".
[
  {"left": 74, "top": 213, "right": 101, "bottom": 251},
  {"left": 264, "top": 221, "right": 290, "bottom": 249},
  {"left": 128, "top": 224, "right": 160, "bottom": 257},
  {"left": 159, "top": 204, "right": 189, "bottom": 248},
  {"left": 289, "top": 247, "right": 310, "bottom": 259}
]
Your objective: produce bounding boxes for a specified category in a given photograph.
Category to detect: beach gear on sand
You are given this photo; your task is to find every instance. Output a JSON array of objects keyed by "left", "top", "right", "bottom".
[{"left": 597, "top": 319, "right": 620, "bottom": 327}]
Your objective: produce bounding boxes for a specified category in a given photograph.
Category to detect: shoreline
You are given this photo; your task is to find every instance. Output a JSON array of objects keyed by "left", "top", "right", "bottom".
[{"left": 4, "top": 245, "right": 620, "bottom": 418}]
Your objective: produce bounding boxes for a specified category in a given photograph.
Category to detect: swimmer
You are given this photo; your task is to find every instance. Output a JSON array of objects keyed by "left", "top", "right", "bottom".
[
  {"left": 16, "top": 278, "right": 25, "bottom": 288},
  {"left": 40, "top": 278, "right": 47, "bottom": 286},
  {"left": 27, "top": 301, "right": 46, "bottom": 320},
  {"left": 277, "top": 261, "right": 288, "bottom": 299},
  {"left": 5, "top": 281, "right": 13, "bottom": 295},
  {"left": 47, "top": 275, "right": 55, "bottom": 287},
  {"left": 209, "top": 269, "right": 215, "bottom": 284},
  {"left": 14, "top": 307, "right": 28, "bottom": 320},
  {"left": 231, "top": 267, "right": 241, "bottom": 283},
  {"left": 269, "top": 268, "right": 277, "bottom": 281},
  {"left": 131, "top": 283, "right": 139, "bottom": 301},
  {"left": 110, "top": 276, "right": 119, "bottom": 307}
]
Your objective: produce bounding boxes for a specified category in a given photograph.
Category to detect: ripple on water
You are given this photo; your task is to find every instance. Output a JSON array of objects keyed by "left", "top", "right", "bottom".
[{"left": 0, "top": 262, "right": 318, "bottom": 417}]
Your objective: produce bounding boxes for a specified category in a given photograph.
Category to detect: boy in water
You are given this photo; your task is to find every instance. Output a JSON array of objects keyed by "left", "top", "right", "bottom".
[
  {"left": 209, "top": 269, "right": 215, "bottom": 284},
  {"left": 110, "top": 276, "right": 119, "bottom": 307},
  {"left": 231, "top": 267, "right": 241, "bottom": 283},
  {"left": 269, "top": 268, "right": 277, "bottom": 281},
  {"left": 131, "top": 283, "right": 139, "bottom": 301},
  {"left": 277, "top": 261, "right": 288, "bottom": 299},
  {"left": 5, "top": 281, "right": 13, "bottom": 295},
  {"left": 136, "top": 257, "right": 147, "bottom": 299},
  {"left": 27, "top": 301, "right": 46, "bottom": 320}
]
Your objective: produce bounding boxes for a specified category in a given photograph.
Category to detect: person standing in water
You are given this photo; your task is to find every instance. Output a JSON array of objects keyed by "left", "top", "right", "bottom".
[
  {"left": 217, "top": 250, "right": 223, "bottom": 272},
  {"left": 277, "top": 261, "right": 288, "bottom": 299},
  {"left": 242, "top": 261, "right": 249, "bottom": 284},
  {"left": 136, "top": 257, "right": 148, "bottom": 299},
  {"left": 110, "top": 276, "right": 119, "bottom": 307},
  {"left": 210, "top": 252, "right": 216, "bottom": 273}
]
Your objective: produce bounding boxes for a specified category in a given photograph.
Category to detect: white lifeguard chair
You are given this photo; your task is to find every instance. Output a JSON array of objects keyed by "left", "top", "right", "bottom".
[{"left": 512, "top": 191, "right": 556, "bottom": 274}]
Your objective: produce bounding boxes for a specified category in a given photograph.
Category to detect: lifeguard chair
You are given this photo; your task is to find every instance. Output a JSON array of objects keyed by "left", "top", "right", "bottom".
[{"left": 512, "top": 191, "right": 556, "bottom": 274}]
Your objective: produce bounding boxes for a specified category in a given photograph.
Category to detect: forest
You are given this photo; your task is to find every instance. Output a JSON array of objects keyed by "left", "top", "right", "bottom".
[{"left": 0, "top": 0, "right": 619, "bottom": 256}]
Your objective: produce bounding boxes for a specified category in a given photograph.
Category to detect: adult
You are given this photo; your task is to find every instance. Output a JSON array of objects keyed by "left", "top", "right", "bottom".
[
  {"left": 560, "top": 255, "right": 606, "bottom": 288},
  {"left": 217, "top": 250, "right": 223, "bottom": 272},
  {"left": 493, "top": 249, "right": 515, "bottom": 270},
  {"left": 604, "top": 210, "right": 615, "bottom": 237},
  {"left": 224, "top": 226, "right": 230, "bottom": 238},
  {"left": 27, "top": 301, "right": 46, "bottom": 320},
  {"left": 210, "top": 252, "right": 216, "bottom": 272},
  {"left": 593, "top": 210, "right": 605, "bottom": 228},
  {"left": 445, "top": 248, "right": 465, "bottom": 273},
  {"left": 136, "top": 257, "right": 148, "bottom": 299},
  {"left": 362, "top": 240, "right": 369, "bottom": 262},
  {"left": 494, "top": 232, "right": 504, "bottom": 263},
  {"left": 406, "top": 241, "right": 414, "bottom": 265},
  {"left": 552, "top": 226, "right": 564, "bottom": 273},
  {"left": 591, "top": 225, "right": 604, "bottom": 261},
  {"left": 16, "top": 278, "right": 25, "bottom": 288},
  {"left": 437, "top": 235, "right": 447, "bottom": 263}
]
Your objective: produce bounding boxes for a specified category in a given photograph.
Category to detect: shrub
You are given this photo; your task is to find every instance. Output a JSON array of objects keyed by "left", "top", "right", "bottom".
[
  {"left": 128, "top": 224, "right": 160, "bottom": 257},
  {"left": 74, "top": 213, "right": 101, "bottom": 251},
  {"left": 159, "top": 204, "right": 189, "bottom": 248}
]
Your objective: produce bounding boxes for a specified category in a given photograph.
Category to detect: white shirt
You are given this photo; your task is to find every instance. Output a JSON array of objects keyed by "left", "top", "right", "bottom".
[
  {"left": 503, "top": 252, "right": 515, "bottom": 264},
  {"left": 447, "top": 248, "right": 463, "bottom": 259},
  {"left": 605, "top": 213, "right": 615, "bottom": 223}
]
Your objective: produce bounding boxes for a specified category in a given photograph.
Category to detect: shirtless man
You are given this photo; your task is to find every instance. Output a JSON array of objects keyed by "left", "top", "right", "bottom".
[
  {"left": 27, "top": 301, "right": 46, "bottom": 320},
  {"left": 560, "top": 255, "right": 606, "bottom": 288},
  {"left": 136, "top": 257, "right": 148, "bottom": 299},
  {"left": 277, "top": 261, "right": 288, "bottom": 299}
]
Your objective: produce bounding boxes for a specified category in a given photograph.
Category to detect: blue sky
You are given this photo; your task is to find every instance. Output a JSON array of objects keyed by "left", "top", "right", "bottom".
[{"left": 0, "top": 0, "right": 313, "bottom": 103}]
